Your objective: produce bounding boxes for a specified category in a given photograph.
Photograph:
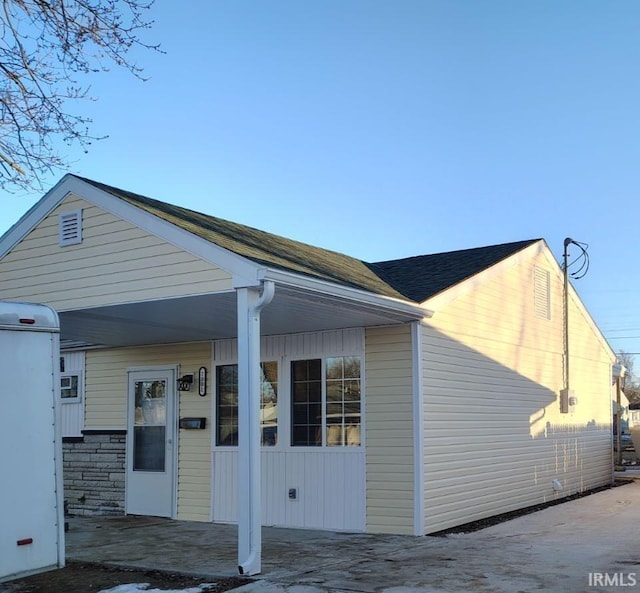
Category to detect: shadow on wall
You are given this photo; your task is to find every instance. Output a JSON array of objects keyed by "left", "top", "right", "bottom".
[{"left": 422, "top": 325, "right": 612, "bottom": 531}]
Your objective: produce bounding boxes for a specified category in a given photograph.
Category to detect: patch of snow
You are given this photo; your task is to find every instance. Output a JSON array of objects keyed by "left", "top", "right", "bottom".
[{"left": 98, "top": 583, "right": 215, "bottom": 593}]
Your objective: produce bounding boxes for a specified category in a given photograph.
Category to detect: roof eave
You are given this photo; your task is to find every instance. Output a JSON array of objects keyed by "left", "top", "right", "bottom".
[
  {"left": 0, "top": 175, "right": 265, "bottom": 287},
  {"left": 262, "top": 267, "right": 433, "bottom": 321}
]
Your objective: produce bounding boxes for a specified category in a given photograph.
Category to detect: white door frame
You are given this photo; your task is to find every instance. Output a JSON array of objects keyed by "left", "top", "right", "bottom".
[{"left": 125, "top": 365, "right": 179, "bottom": 518}]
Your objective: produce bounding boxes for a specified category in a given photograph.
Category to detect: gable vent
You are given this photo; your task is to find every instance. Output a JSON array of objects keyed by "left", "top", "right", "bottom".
[
  {"left": 59, "top": 210, "right": 82, "bottom": 246},
  {"left": 534, "top": 266, "right": 550, "bottom": 320}
]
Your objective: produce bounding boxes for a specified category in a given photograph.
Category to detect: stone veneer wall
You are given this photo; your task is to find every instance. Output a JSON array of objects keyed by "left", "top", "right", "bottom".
[{"left": 62, "top": 431, "right": 126, "bottom": 516}]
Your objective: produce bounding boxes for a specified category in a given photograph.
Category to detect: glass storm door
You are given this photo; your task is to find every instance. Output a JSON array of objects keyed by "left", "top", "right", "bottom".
[{"left": 126, "top": 369, "right": 176, "bottom": 517}]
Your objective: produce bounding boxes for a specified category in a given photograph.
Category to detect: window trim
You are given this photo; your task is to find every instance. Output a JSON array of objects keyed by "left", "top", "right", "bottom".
[
  {"left": 290, "top": 355, "right": 363, "bottom": 449},
  {"left": 60, "top": 371, "right": 83, "bottom": 403},
  {"left": 214, "top": 360, "right": 280, "bottom": 448},
  {"left": 212, "top": 348, "right": 365, "bottom": 453}
]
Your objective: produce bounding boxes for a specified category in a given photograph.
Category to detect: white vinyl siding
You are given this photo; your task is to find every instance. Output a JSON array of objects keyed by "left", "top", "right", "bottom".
[
  {"left": 0, "top": 195, "right": 232, "bottom": 310},
  {"left": 212, "top": 450, "right": 365, "bottom": 530},
  {"left": 364, "top": 325, "right": 415, "bottom": 535},
  {"left": 422, "top": 249, "right": 613, "bottom": 534},
  {"left": 59, "top": 351, "right": 85, "bottom": 437},
  {"left": 211, "top": 328, "right": 366, "bottom": 531},
  {"left": 85, "top": 343, "right": 212, "bottom": 522}
]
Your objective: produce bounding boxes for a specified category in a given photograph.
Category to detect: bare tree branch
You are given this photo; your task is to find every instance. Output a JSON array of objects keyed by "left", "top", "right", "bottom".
[{"left": 0, "top": 0, "right": 159, "bottom": 191}]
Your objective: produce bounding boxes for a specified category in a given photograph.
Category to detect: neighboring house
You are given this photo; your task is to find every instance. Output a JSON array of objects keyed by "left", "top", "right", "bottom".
[
  {"left": 630, "top": 403, "right": 640, "bottom": 430},
  {"left": 0, "top": 175, "right": 615, "bottom": 536},
  {"left": 613, "top": 387, "right": 630, "bottom": 433}
]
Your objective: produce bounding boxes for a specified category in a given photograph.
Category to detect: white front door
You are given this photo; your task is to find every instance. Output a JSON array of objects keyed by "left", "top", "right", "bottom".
[{"left": 126, "top": 369, "right": 176, "bottom": 517}]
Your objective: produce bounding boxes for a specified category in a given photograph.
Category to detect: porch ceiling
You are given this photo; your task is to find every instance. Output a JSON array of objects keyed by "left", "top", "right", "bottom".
[{"left": 59, "top": 287, "right": 425, "bottom": 349}]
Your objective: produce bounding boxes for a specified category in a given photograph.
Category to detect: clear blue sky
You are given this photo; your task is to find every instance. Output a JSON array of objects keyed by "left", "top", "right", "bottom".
[{"left": 2, "top": 1, "right": 639, "bottom": 373}]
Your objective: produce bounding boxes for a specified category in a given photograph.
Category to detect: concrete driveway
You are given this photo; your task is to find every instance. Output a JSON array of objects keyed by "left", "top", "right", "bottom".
[{"left": 67, "top": 476, "right": 640, "bottom": 593}]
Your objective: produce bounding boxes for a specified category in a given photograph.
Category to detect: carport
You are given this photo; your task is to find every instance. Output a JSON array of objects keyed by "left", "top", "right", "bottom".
[{"left": 57, "top": 280, "right": 425, "bottom": 576}]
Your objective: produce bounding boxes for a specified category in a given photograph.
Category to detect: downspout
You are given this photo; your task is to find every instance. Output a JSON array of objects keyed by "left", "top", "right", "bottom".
[
  {"left": 236, "top": 280, "right": 275, "bottom": 576},
  {"left": 411, "top": 320, "right": 425, "bottom": 536},
  {"left": 614, "top": 364, "right": 626, "bottom": 471}
]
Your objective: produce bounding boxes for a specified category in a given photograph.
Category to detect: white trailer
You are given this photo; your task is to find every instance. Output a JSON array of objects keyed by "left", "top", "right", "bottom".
[{"left": 0, "top": 302, "right": 65, "bottom": 582}]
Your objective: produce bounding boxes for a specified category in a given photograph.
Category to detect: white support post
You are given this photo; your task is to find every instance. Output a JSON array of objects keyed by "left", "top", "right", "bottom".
[{"left": 236, "top": 281, "right": 274, "bottom": 576}]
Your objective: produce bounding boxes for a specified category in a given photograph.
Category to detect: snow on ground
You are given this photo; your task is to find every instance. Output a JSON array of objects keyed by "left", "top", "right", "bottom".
[{"left": 99, "top": 583, "right": 216, "bottom": 593}]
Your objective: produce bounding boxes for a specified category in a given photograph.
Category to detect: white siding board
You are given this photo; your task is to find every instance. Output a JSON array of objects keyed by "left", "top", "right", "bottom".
[
  {"left": 59, "top": 351, "right": 85, "bottom": 437},
  {"left": 213, "top": 329, "right": 364, "bottom": 363},
  {"left": 211, "top": 450, "right": 364, "bottom": 530},
  {"left": 262, "top": 452, "right": 287, "bottom": 526},
  {"left": 211, "top": 328, "right": 366, "bottom": 531}
]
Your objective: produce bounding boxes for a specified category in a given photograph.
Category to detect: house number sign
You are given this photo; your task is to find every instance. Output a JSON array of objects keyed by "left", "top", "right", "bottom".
[{"left": 198, "top": 366, "right": 207, "bottom": 397}]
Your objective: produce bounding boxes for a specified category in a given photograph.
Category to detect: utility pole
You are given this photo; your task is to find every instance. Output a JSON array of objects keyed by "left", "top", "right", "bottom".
[
  {"left": 563, "top": 237, "right": 571, "bottom": 395},
  {"left": 561, "top": 237, "right": 588, "bottom": 414}
]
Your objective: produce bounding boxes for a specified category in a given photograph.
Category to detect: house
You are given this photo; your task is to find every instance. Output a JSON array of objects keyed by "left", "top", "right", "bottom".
[
  {"left": 630, "top": 402, "right": 640, "bottom": 429},
  {"left": 0, "top": 175, "right": 615, "bottom": 543}
]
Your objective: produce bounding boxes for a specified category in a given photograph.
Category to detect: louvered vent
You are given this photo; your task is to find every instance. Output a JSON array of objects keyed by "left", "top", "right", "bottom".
[
  {"left": 59, "top": 210, "right": 82, "bottom": 246},
  {"left": 534, "top": 266, "right": 550, "bottom": 320}
]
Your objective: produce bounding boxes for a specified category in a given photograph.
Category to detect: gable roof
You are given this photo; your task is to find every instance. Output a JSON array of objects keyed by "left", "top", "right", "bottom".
[
  {"left": 75, "top": 177, "right": 542, "bottom": 304},
  {"left": 76, "top": 176, "right": 408, "bottom": 301},
  {"left": 0, "top": 174, "right": 542, "bottom": 306},
  {"left": 368, "top": 239, "right": 541, "bottom": 302}
]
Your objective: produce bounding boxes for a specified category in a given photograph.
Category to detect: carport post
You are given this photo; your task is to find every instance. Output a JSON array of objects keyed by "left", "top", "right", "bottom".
[{"left": 236, "top": 281, "right": 274, "bottom": 576}]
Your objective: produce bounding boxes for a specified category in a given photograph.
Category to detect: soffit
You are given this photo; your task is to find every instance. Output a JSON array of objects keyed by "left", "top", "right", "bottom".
[{"left": 59, "top": 287, "right": 426, "bottom": 349}]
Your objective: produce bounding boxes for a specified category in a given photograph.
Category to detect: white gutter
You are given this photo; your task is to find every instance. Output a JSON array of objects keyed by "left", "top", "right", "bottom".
[
  {"left": 236, "top": 280, "right": 275, "bottom": 576},
  {"left": 411, "top": 320, "right": 425, "bottom": 535},
  {"left": 261, "top": 267, "right": 433, "bottom": 320}
]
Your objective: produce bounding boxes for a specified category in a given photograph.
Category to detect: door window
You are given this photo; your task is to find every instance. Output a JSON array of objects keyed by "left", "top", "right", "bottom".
[{"left": 133, "top": 380, "right": 166, "bottom": 472}]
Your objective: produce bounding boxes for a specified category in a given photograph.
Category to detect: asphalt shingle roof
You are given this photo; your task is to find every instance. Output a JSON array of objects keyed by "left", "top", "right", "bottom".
[
  {"left": 368, "top": 239, "right": 540, "bottom": 302},
  {"left": 77, "top": 176, "right": 540, "bottom": 304}
]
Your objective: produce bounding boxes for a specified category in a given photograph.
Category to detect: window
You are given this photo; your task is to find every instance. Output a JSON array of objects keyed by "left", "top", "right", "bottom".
[
  {"left": 216, "top": 364, "right": 238, "bottom": 446},
  {"left": 260, "top": 361, "right": 279, "bottom": 445},
  {"left": 59, "top": 210, "right": 82, "bottom": 246},
  {"left": 291, "top": 359, "right": 322, "bottom": 446},
  {"left": 60, "top": 373, "right": 81, "bottom": 400},
  {"left": 534, "top": 266, "right": 551, "bottom": 320},
  {"left": 326, "top": 356, "right": 361, "bottom": 446},
  {"left": 291, "top": 356, "right": 361, "bottom": 447},
  {"left": 215, "top": 362, "right": 279, "bottom": 446}
]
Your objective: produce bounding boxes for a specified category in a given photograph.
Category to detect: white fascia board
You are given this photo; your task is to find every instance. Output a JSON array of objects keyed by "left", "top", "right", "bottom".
[
  {"left": 262, "top": 267, "right": 433, "bottom": 320},
  {"left": 64, "top": 177, "right": 263, "bottom": 286},
  {"left": 0, "top": 175, "right": 263, "bottom": 287},
  {"left": 0, "top": 174, "right": 75, "bottom": 260}
]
